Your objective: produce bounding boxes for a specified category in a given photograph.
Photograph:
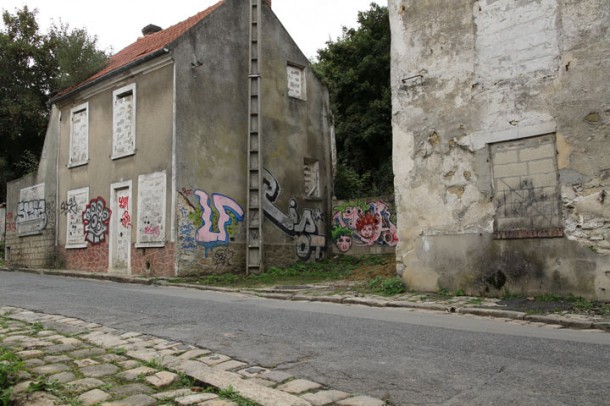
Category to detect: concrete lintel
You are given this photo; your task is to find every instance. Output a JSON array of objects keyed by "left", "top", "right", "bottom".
[{"left": 459, "top": 121, "right": 557, "bottom": 150}]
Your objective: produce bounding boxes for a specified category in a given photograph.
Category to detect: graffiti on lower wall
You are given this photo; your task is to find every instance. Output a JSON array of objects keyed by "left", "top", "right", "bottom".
[
  {"left": 17, "top": 184, "right": 47, "bottom": 235},
  {"left": 332, "top": 199, "right": 398, "bottom": 253},
  {"left": 82, "top": 197, "right": 112, "bottom": 244},
  {"left": 5, "top": 212, "right": 16, "bottom": 233},
  {"left": 177, "top": 189, "right": 244, "bottom": 257},
  {"left": 263, "top": 169, "right": 326, "bottom": 261}
]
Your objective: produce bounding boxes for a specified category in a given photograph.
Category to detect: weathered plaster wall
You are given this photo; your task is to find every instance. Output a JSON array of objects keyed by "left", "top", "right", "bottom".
[
  {"left": 390, "top": 0, "right": 610, "bottom": 299},
  {"left": 5, "top": 106, "right": 60, "bottom": 269},
  {"left": 173, "top": 0, "right": 333, "bottom": 274},
  {"left": 173, "top": 0, "right": 249, "bottom": 275},
  {"left": 55, "top": 63, "right": 175, "bottom": 276},
  {"left": 260, "top": 4, "right": 334, "bottom": 267}
]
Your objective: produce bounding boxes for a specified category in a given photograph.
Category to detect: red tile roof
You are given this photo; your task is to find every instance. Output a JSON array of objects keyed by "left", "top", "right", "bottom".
[{"left": 55, "top": 0, "right": 224, "bottom": 99}]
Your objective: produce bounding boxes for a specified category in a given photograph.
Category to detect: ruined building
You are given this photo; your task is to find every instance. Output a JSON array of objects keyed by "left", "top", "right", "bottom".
[
  {"left": 4, "top": 0, "right": 334, "bottom": 276},
  {"left": 390, "top": 0, "right": 610, "bottom": 299}
]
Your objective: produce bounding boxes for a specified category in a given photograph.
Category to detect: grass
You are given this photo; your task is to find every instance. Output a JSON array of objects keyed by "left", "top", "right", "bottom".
[
  {"left": 219, "top": 385, "right": 260, "bottom": 406},
  {"left": 168, "top": 255, "right": 392, "bottom": 288},
  {"left": 366, "top": 276, "right": 407, "bottom": 296},
  {"left": 0, "top": 347, "right": 24, "bottom": 406}
]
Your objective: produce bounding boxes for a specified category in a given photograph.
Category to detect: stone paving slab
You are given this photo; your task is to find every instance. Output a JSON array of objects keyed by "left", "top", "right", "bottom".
[{"left": 1, "top": 307, "right": 388, "bottom": 406}]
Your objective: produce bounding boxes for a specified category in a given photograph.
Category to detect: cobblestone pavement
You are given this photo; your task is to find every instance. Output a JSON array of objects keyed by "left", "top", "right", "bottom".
[{"left": 1, "top": 306, "right": 386, "bottom": 406}]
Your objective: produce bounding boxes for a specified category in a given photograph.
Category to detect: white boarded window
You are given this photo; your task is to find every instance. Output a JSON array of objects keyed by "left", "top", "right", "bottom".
[
  {"left": 65, "top": 187, "right": 89, "bottom": 248},
  {"left": 287, "top": 64, "right": 306, "bottom": 100},
  {"left": 136, "top": 171, "right": 166, "bottom": 247},
  {"left": 112, "top": 84, "right": 136, "bottom": 159},
  {"left": 304, "top": 159, "right": 320, "bottom": 198},
  {"left": 69, "top": 103, "right": 88, "bottom": 167},
  {"left": 17, "top": 183, "right": 46, "bottom": 236}
]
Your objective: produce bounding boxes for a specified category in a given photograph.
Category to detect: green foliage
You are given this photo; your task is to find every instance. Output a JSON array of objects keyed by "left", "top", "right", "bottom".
[
  {"left": 0, "top": 347, "right": 24, "bottom": 406},
  {"left": 47, "top": 21, "right": 108, "bottom": 90},
  {"left": 219, "top": 385, "right": 260, "bottom": 406},
  {"left": 27, "top": 376, "right": 64, "bottom": 395},
  {"left": 169, "top": 255, "right": 394, "bottom": 287},
  {"left": 313, "top": 4, "right": 392, "bottom": 199},
  {"left": 0, "top": 6, "right": 108, "bottom": 202},
  {"left": 368, "top": 276, "right": 406, "bottom": 296}
]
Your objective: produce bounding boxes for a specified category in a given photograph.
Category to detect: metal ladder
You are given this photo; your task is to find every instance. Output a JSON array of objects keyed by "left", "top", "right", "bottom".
[{"left": 246, "top": 0, "right": 263, "bottom": 274}]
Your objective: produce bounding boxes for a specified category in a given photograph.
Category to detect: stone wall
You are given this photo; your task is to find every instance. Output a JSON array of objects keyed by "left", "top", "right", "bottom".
[{"left": 390, "top": 0, "right": 610, "bottom": 299}]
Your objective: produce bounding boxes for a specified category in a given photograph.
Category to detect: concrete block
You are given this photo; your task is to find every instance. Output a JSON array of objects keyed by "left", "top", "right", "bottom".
[
  {"left": 493, "top": 162, "right": 528, "bottom": 178},
  {"left": 519, "top": 143, "right": 556, "bottom": 161},
  {"left": 528, "top": 158, "right": 555, "bottom": 175}
]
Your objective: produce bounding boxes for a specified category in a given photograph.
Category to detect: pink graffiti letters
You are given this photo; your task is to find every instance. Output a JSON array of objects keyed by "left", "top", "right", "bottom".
[
  {"left": 119, "top": 196, "right": 129, "bottom": 209},
  {"left": 121, "top": 211, "right": 132, "bottom": 228},
  {"left": 82, "top": 197, "right": 112, "bottom": 244},
  {"left": 194, "top": 190, "right": 244, "bottom": 256},
  {"left": 144, "top": 224, "right": 160, "bottom": 236}
]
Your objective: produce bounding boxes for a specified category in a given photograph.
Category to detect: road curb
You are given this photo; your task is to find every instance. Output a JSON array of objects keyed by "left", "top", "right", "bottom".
[{"left": 2, "top": 267, "right": 608, "bottom": 333}]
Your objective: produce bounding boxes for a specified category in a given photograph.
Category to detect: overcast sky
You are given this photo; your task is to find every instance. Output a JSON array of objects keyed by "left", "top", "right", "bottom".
[{"left": 1, "top": 0, "right": 387, "bottom": 60}]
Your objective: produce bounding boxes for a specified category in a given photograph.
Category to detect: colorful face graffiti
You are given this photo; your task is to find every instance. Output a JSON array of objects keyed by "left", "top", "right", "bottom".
[
  {"left": 332, "top": 199, "right": 398, "bottom": 252},
  {"left": 336, "top": 235, "right": 352, "bottom": 252}
]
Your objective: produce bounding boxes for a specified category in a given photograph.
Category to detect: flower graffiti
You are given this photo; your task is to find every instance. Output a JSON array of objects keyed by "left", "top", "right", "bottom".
[
  {"left": 82, "top": 197, "right": 112, "bottom": 244},
  {"left": 332, "top": 199, "right": 398, "bottom": 252}
]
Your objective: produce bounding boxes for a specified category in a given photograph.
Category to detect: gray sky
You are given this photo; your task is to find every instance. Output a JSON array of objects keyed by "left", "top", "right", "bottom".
[{"left": 1, "top": 0, "right": 387, "bottom": 60}]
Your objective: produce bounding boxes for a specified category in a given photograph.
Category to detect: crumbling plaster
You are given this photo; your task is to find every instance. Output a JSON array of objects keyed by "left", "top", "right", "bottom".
[{"left": 390, "top": 0, "right": 610, "bottom": 298}]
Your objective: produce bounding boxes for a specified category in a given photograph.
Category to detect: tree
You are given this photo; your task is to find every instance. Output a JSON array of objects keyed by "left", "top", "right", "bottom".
[
  {"left": 48, "top": 21, "right": 109, "bottom": 90},
  {"left": 313, "top": 4, "right": 392, "bottom": 200},
  {"left": 0, "top": 6, "right": 54, "bottom": 202},
  {"left": 0, "top": 6, "right": 108, "bottom": 202}
]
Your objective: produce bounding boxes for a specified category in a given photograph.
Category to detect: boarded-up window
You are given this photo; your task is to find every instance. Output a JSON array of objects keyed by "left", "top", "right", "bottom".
[
  {"left": 66, "top": 187, "right": 89, "bottom": 248},
  {"left": 287, "top": 64, "right": 306, "bottom": 100},
  {"left": 17, "top": 184, "right": 46, "bottom": 236},
  {"left": 69, "top": 103, "right": 88, "bottom": 167},
  {"left": 136, "top": 171, "right": 166, "bottom": 247},
  {"left": 491, "top": 134, "right": 563, "bottom": 239},
  {"left": 304, "top": 159, "right": 320, "bottom": 198},
  {"left": 112, "top": 84, "right": 136, "bottom": 159}
]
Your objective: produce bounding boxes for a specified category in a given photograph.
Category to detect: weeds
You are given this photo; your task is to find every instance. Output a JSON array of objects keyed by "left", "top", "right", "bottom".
[
  {"left": 219, "top": 385, "right": 260, "bottom": 406},
  {"left": 368, "top": 276, "right": 406, "bottom": 296},
  {"left": 0, "top": 347, "right": 24, "bottom": 406},
  {"left": 144, "top": 358, "right": 163, "bottom": 370},
  {"left": 168, "top": 255, "right": 390, "bottom": 287},
  {"left": 109, "top": 347, "right": 126, "bottom": 356},
  {"left": 27, "top": 376, "right": 64, "bottom": 396},
  {"left": 30, "top": 322, "right": 44, "bottom": 334}
]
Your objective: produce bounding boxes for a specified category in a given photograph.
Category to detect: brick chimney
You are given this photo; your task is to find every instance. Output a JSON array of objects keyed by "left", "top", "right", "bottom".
[{"left": 263, "top": 0, "right": 272, "bottom": 7}]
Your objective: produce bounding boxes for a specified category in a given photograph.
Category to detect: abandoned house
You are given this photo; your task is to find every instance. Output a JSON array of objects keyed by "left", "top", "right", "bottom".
[
  {"left": 4, "top": 0, "right": 334, "bottom": 276},
  {"left": 389, "top": 0, "right": 610, "bottom": 299}
]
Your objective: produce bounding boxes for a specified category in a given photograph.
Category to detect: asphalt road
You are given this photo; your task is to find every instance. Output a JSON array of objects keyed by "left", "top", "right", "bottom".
[{"left": 1, "top": 271, "right": 609, "bottom": 405}]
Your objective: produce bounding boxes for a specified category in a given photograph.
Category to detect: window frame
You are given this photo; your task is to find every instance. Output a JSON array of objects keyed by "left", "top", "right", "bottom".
[
  {"left": 68, "top": 103, "right": 89, "bottom": 168},
  {"left": 112, "top": 83, "right": 137, "bottom": 160}
]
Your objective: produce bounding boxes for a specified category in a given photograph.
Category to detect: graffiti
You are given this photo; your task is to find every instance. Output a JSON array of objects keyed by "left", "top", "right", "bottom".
[
  {"left": 5, "top": 212, "right": 16, "bottom": 233},
  {"left": 194, "top": 190, "right": 244, "bottom": 256},
  {"left": 181, "top": 188, "right": 193, "bottom": 196},
  {"left": 178, "top": 205, "right": 197, "bottom": 250},
  {"left": 17, "top": 199, "right": 47, "bottom": 234},
  {"left": 263, "top": 169, "right": 326, "bottom": 261},
  {"left": 144, "top": 224, "right": 160, "bottom": 237},
  {"left": 82, "top": 197, "right": 112, "bottom": 244},
  {"left": 213, "top": 247, "right": 235, "bottom": 270},
  {"left": 60, "top": 197, "right": 78, "bottom": 215},
  {"left": 119, "top": 196, "right": 129, "bottom": 209},
  {"left": 121, "top": 211, "right": 132, "bottom": 228},
  {"left": 332, "top": 199, "right": 398, "bottom": 252}
]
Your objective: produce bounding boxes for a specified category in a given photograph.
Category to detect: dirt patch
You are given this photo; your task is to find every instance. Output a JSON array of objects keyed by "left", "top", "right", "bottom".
[{"left": 344, "top": 256, "right": 397, "bottom": 281}]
